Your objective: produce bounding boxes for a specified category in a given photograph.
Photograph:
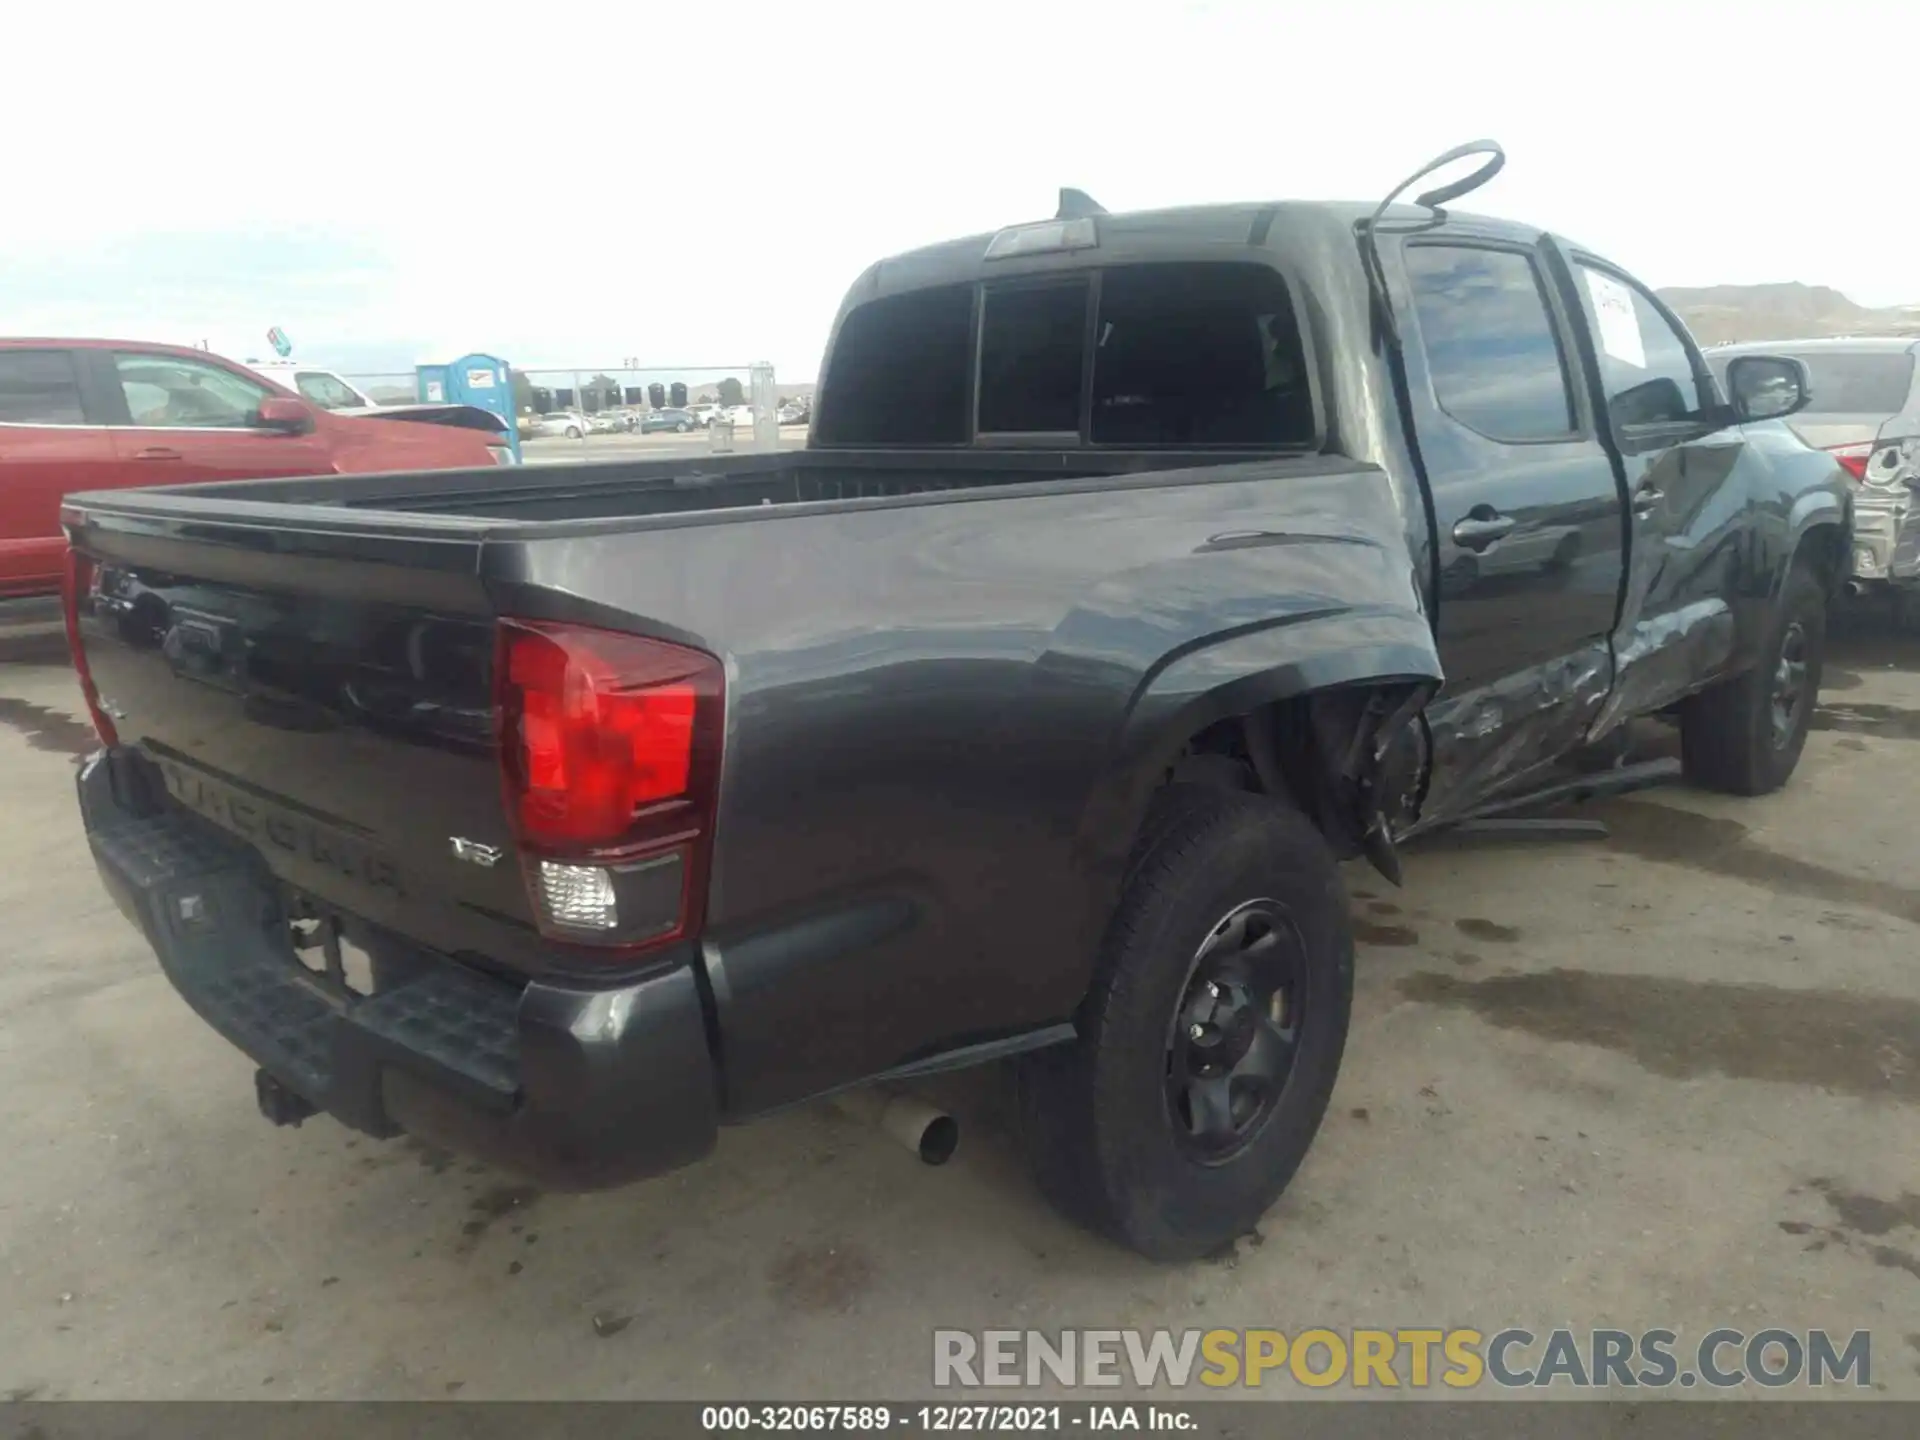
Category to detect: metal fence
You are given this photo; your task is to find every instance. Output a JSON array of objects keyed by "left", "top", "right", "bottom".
[{"left": 339, "top": 362, "right": 808, "bottom": 454}]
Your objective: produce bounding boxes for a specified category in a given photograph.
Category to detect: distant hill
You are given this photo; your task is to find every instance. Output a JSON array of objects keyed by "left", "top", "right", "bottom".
[{"left": 1659, "top": 283, "right": 1920, "bottom": 347}]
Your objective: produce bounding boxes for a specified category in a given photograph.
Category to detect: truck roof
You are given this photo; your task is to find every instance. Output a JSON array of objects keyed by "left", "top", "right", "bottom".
[
  {"left": 872, "top": 198, "right": 1528, "bottom": 268},
  {"left": 839, "top": 198, "right": 1550, "bottom": 317}
]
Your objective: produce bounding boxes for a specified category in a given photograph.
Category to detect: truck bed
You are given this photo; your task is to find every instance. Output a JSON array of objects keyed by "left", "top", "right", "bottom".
[{"left": 97, "top": 447, "right": 1315, "bottom": 527}]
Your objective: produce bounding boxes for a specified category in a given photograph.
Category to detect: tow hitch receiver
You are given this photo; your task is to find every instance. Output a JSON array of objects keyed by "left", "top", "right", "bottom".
[{"left": 255, "top": 1069, "right": 317, "bottom": 1128}]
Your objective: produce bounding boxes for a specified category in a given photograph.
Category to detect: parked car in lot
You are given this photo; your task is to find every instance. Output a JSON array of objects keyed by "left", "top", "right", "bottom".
[
  {"left": 529, "top": 410, "right": 591, "bottom": 439},
  {"left": 0, "top": 338, "right": 511, "bottom": 598},
  {"left": 244, "top": 362, "right": 376, "bottom": 411},
  {"left": 61, "top": 144, "right": 1851, "bottom": 1258},
  {"left": 640, "top": 407, "right": 697, "bottom": 433},
  {"left": 778, "top": 400, "right": 811, "bottom": 425},
  {"left": 685, "top": 403, "right": 720, "bottom": 428},
  {"left": 1706, "top": 338, "right": 1919, "bottom": 594}
]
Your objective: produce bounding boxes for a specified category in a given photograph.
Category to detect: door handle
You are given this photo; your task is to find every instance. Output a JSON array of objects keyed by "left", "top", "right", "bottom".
[
  {"left": 1633, "top": 484, "right": 1664, "bottom": 516},
  {"left": 1451, "top": 513, "right": 1516, "bottom": 551},
  {"left": 135, "top": 446, "right": 183, "bottom": 461}
]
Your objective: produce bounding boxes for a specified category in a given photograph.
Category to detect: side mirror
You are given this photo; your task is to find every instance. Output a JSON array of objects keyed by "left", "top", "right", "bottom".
[
  {"left": 1609, "top": 376, "right": 1690, "bottom": 429},
  {"left": 254, "top": 396, "right": 316, "bottom": 435},
  {"left": 1725, "top": 354, "right": 1810, "bottom": 423}
]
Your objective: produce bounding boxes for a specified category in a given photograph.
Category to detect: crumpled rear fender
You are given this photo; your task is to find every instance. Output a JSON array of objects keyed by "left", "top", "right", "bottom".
[{"left": 1056, "top": 479, "right": 1442, "bottom": 900}]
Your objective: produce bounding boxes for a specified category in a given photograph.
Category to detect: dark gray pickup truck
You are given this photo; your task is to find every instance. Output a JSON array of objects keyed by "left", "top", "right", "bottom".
[{"left": 61, "top": 145, "right": 1851, "bottom": 1258}]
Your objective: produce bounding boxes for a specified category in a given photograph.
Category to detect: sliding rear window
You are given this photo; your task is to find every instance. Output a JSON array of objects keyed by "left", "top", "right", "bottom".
[
  {"left": 977, "top": 279, "right": 1090, "bottom": 436},
  {"left": 818, "top": 261, "right": 1313, "bottom": 449}
]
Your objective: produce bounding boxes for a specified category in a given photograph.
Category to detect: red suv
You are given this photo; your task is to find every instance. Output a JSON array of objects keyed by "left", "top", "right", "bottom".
[{"left": 0, "top": 339, "right": 512, "bottom": 598}]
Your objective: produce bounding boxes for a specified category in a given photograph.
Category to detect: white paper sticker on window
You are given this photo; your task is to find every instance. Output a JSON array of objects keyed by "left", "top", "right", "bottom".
[{"left": 1584, "top": 269, "right": 1646, "bottom": 370}]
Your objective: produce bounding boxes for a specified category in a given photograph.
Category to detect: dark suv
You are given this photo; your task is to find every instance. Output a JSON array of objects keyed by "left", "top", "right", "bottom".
[{"left": 640, "top": 408, "right": 697, "bottom": 433}]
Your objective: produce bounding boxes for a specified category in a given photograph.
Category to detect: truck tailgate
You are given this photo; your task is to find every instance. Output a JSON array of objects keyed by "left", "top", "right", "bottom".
[{"left": 64, "top": 501, "right": 553, "bottom": 974}]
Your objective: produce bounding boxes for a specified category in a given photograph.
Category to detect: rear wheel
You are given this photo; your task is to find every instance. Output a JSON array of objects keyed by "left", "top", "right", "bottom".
[
  {"left": 677, "top": 421, "right": 690, "bottom": 432},
  {"left": 565, "top": 425, "right": 581, "bottom": 439},
  {"left": 1017, "top": 787, "right": 1352, "bottom": 1260},
  {"left": 1680, "top": 560, "right": 1826, "bottom": 794}
]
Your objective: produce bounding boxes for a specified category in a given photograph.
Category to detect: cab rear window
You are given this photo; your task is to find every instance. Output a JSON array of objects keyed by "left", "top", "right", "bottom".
[
  {"left": 814, "top": 285, "right": 974, "bottom": 445},
  {"left": 1789, "top": 352, "right": 1914, "bottom": 415},
  {"left": 817, "top": 262, "right": 1313, "bottom": 449},
  {"left": 1706, "top": 350, "right": 1916, "bottom": 416}
]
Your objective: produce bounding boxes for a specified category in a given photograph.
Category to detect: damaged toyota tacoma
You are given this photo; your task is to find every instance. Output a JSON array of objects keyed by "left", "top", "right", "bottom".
[{"left": 61, "top": 143, "right": 1851, "bottom": 1259}]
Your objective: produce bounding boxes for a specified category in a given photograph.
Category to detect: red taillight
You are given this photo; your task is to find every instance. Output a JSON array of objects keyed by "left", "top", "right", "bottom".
[
  {"left": 495, "top": 619, "right": 723, "bottom": 952},
  {"left": 1827, "top": 442, "right": 1872, "bottom": 482},
  {"left": 62, "top": 547, "right": 118, "bottom": 747}
]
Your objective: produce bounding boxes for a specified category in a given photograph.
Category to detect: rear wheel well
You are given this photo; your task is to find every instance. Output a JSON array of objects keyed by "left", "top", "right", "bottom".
[
  {"left": 1790, "top": 523, "right": 1848, "bottom": 600},
  {"left": 1159, "top": 685, "right": 1428, "bottom": 861}
]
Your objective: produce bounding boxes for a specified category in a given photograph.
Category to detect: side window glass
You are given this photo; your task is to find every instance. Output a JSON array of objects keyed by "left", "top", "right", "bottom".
[
  {"left": 0, "top": 350, "right": 86, "bottom": 425},
  {"left": 1405, "top": 245, "right": 1576, "bottom": 442},
  {"left": 1577, "top": 265, "right": 1704, "bottom": 428},
  {"left": 113, "top": 353, "right": 269, "bottom": 429},
  {"left": 296, "top": 372, "right": 363, "bottom": 409}
]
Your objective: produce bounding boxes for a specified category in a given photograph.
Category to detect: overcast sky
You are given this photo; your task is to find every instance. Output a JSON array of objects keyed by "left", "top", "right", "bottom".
[{"left": 5, "top": 0, "right": 1904, "bottom": 382}]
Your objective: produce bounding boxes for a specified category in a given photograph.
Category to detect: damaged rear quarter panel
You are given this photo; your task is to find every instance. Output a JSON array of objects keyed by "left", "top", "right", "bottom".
[
  {"left": 1067, "top": 463, "right": 1439, "bottom": 896},
  {"left": 520, "top": 458, "right": 1436, "bottom": 1113}
]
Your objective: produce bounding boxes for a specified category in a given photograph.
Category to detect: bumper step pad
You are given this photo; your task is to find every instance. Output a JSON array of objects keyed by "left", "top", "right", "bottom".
[{"left": 88, "top": 811, "right": 520, "bottom": 1121}]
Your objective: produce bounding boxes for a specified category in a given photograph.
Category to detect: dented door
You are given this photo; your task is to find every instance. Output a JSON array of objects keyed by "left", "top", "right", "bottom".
[
  {"left": 1390, "top": 229, "right": 1627, "bottom": 822},
  {"left": 1556, "top": 252, "right": 1747, "bottom": 731}
]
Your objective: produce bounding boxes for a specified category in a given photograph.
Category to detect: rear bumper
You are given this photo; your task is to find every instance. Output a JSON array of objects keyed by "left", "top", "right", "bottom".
[
  {"left": 1854, "top": 488, "right": 1920, "bottom": 585},
  {"left": 78, "top": 748, "right": 719, "bottom": 1190}
]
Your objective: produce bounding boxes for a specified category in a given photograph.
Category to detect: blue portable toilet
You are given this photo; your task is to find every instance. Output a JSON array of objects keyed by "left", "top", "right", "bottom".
[{"left": 416, "top": 353, "right": 521, "bottom": 462}]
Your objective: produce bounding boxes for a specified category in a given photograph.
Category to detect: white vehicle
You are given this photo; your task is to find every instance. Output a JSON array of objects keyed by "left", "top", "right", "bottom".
[
  {"left": 229, "top": 357, "right": 512, "bottom": 442},
  {"left": 531, "top": 410, "right": 592, "bottom": 439},
  {"left": 244, "top": 361, "right": 376, "bottom": 410},
  {"left": 686, "top": 403, "right": 721, "bottom": 428},
  {"left": 725, "top": 404, "right": 757, "bottom": 427}
]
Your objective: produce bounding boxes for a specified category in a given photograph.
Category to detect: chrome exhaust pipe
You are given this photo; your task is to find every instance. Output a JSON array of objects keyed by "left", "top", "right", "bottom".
[{"left": 829, "top": 1088, "right": 958, "bottom": 1166}]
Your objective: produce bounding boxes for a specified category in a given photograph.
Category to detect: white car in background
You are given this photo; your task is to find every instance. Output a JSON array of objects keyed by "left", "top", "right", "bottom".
[
  {"left": 531, "top": 410, "right": 592, "bottom": 439},
  {"left": 227, "top": 357, "right": 514, "bottom": 444},
  {"left": 245, "top": 361, "right": 376, "bottom": 410}
]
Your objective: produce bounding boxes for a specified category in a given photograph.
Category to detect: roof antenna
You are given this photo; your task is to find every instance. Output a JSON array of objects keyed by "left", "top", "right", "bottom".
[
  {"left": 1057, "top": 188, "right": 1106, "bottom": 220},
  {"left": 1360, "top": 139, "right": 1507, "bottom": 349}
]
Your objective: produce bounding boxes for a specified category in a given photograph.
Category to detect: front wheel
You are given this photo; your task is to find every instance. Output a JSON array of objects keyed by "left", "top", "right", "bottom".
[
  {"left": 677, "top": 421, "right": 690, "bottom": 432},
  {"left": 1680, "top": 560, "right": 1826, "bottom": 794},
  {"left": 565, "top": 426, "right": 581, "bottom": 440},
  {"left": 1017, "top": 787, "right": 1352, "bottom": 1260}
]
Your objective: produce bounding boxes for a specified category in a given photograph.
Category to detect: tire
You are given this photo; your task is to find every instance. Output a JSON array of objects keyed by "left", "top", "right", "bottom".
[
  {"left": 677, "top": 421, "right": 690, "bottom": 432},
  {"left": 1679, "top": 559, "right": 1825, "bottom": 795},
  {"left": 1016, "top": 786, "right": 1353, "bottom": 1261},
  {"left": 566, "top": 426, "right": 581, "bottom": 440}
]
